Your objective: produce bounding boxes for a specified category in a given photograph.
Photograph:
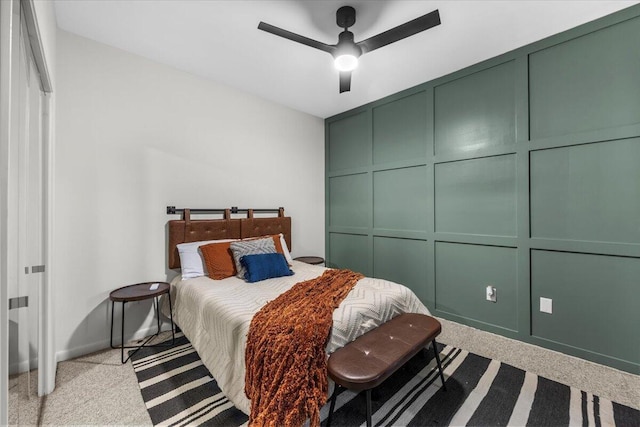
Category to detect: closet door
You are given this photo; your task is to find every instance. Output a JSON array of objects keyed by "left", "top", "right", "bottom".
[
  {"left": 23, "top": 2, "right": 44, "bottom": 399},
  {"left": 7, "top": 6, "right": 44, "bottom": 424}
]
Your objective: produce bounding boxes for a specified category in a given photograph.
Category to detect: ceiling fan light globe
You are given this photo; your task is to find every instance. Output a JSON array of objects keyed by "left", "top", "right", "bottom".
[{"left": 334, "top": 54, "right": 359, "bottom": 72}]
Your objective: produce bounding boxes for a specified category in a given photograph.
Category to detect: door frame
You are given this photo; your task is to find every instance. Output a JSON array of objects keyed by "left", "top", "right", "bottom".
[
  {"left": 0, "top": 0, "right": 54, "bottom": 423},
  {"left": 21, "top": 0, "right": 55, "bottom": 397}
]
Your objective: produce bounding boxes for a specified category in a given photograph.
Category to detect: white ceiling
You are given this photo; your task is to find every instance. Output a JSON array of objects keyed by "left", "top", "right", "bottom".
[{"left": 53, "top": 0, "right": 637, "bottom": 119}]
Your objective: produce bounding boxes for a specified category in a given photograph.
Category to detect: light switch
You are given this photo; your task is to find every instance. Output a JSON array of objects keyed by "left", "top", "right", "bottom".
[{"left": 540, "top": 297, "right": 553, "bottom": 314}]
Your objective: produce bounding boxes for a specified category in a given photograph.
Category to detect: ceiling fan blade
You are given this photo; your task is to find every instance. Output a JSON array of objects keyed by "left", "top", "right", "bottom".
[
  {"left": 339, "top": 71, "right": 352, "bottom": 93},
  {"left": 357, "top": 9, "right": 441, "bottom": 54},
  {"left": 258, "top": 22, "right": 335, "bottom": 54}
]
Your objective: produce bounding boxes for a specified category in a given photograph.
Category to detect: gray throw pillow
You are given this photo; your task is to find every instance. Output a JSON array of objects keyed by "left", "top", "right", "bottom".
[{"left": 230, "top": 238, "right": 277, "bottom": 279}]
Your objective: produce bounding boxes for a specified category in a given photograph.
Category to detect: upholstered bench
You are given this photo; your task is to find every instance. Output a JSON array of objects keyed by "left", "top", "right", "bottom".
[{"left": 326, "top": 313, "right": 446, "bottom": 427}]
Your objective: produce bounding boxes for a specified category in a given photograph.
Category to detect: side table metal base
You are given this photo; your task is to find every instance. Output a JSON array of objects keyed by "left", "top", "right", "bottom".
[{"left": 110, "top": 293, "right": 175, "bottom": 364}]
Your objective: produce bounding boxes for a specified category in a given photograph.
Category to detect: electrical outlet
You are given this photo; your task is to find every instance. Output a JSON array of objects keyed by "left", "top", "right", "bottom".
[
  {"left": 486, "top": 285, "right": 497, "bottom": 302},
  {"left": 540, "top": 297, "right": 553, "bottom": 314}
]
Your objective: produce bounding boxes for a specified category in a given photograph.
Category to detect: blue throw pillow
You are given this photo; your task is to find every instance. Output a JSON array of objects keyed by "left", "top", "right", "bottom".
[{"left": 240, "top": 253, "right": 294, "bottom": 283}]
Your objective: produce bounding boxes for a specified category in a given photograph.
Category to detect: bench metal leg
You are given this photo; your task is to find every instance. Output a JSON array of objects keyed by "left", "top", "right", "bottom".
[
  {"left": 327, "top": 385, "right": 373, "bottom": 427},
  {"left": 326, "top": 385, "right": 339, "bottom": 427},
  {"left": 432, "top": 339, "right": 447, "bottom": 391},
  {"left": 366, "top": 389, "right": 372, "bottom": 427}
]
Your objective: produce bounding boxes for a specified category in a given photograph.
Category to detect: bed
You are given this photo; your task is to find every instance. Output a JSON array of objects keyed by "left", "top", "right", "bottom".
[{"left": 163, "top": 208, "right": 430, "bottom": 415}]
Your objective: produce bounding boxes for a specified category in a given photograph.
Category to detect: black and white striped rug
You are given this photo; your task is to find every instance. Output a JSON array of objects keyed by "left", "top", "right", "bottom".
[{"left": 130, "top": 333, "right": 640, "bottom": 426}]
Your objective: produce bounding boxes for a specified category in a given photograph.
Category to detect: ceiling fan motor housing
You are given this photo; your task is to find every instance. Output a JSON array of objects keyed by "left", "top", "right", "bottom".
[
  {"left": 335, "top": 30, "right": 362, "bottom": 59},
  {"left": 336, "top": 6, "right": 356, "bottom": 29}
]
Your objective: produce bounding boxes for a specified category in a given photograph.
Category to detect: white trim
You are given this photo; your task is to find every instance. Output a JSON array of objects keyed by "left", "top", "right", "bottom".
[
  {"left": 39, "top": 91, "right": 55, "bottom": 395},
  {"left": 55, "top": 324, "right": 174, "bottom": 363}
]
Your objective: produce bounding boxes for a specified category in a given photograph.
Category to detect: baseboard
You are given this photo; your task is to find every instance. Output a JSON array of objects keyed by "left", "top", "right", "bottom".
[
  {"left": 8, "top": 357, "right": 38, "bottom": 376},
  {"left": 55, "top": 324, "right": 173, "bottom": 363}
]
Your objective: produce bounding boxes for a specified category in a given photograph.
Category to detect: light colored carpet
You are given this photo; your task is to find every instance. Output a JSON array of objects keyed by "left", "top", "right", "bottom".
[
  {"left": 9, "top": 318, "right": 639, "bottom": 425},
  {"left": 9, "top": 337, "right": 158, "bottom": 426},
  {"left": 437, "top": 319, "right": 640, "bottom": 412}
]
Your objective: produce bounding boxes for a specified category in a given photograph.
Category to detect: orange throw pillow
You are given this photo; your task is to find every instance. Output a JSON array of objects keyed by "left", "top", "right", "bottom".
[
  {"left": 200, "top": 241, "right": 236, "bottom": 280},
  {"left": 201, "top": 235, "right": 285, "bottom": 280},
  {"left": 272, "top": 235, "right": 285, "bottom": 255}
]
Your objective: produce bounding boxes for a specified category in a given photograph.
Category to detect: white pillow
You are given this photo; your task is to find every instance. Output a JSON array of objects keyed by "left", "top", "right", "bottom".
[
  {"left": 279, "top": 233, "right": 294, "bottom": 265},
  {"left": 177, "top": 239, "right": 237, "bottom": 279}
]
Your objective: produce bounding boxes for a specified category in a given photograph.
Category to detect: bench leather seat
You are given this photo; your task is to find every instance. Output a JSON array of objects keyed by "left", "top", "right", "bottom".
[
  {"left": 326, "top": 313, "right": 446, "bottom": 427},
  {"left": 328, "top": 313, "right": 442, "bottom": 391}
]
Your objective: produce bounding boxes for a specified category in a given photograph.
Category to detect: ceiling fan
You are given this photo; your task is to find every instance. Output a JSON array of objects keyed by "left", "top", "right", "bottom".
[{"left": 258, "top": 6, "right": 441, "bottom": 93}]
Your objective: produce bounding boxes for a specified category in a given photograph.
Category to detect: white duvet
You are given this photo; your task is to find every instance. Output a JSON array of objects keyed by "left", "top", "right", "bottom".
[{"left": 164, "top": 260, "right": 429, "bottom": 415}]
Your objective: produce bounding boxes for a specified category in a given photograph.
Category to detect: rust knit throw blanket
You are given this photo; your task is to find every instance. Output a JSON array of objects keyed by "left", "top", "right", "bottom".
[{"left": 245, "top": 269, "right": 364, "bottom": 427}]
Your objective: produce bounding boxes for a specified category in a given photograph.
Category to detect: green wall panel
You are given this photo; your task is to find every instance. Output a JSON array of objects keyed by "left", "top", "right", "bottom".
[
  {"left": 529, "top": 16, "right": 640, "bottom": 140},
  {"left": 373, "top": 166, "right": 428, "bottom": 232},
  {"left": 435, "top": 242, "right": 517, "bottom": 331},
  {"left": 434, "top": 61, "right": 515, "bottom": 156},
  {"left": 328, "top": 233, "right": 370, "bottom": 275},
  {"left": 435, "top": 155, "right": 516, "bottom": 236},
  {"left": 531, "top": 140, "right": 640, "bottom": 244},
  {"left": 329, "top": 173, "right": 369, "bottom": 228},
  {"left": 373, "top": 237, "right": 428, "bottom": 304},
  {"left": 531, "top": 250, "right": 640, "bottom": 367},
  {"left": 328, "top": 112, "right": 369, "bottom": 171},
  {"left": 326, "top": 6, "right": 640, "bottom": 373},
  {"left": 373, "top": 92, "right": 427, "bottom": 164}
]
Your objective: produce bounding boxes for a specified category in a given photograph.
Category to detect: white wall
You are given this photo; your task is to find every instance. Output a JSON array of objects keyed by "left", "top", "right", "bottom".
[{"left": 54, "top": 30, "right": 325, "bottom": 360}]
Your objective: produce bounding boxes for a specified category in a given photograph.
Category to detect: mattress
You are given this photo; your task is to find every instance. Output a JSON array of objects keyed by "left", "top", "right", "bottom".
[{"left": 164, "top": 260, "right": 429, "bottom": 415}]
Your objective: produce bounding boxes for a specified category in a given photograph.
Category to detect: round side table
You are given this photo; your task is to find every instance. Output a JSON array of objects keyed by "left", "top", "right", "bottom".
[
  {"left": 109, "top": 281, "right": 175, "bottom": 364},
  {"left": 294, "top": 256, "right": 325, "bottom": 265}
]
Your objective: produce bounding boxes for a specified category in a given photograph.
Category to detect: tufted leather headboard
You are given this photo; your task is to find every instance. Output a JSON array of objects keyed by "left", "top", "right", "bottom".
[{"left": 168, "top": 208, "right": 291, "bottom": 269}]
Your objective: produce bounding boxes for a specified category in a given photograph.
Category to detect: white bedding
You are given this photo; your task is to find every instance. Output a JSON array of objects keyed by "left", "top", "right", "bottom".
[{"left": 164, "top": 260, "right": 429, "bottom": 415}]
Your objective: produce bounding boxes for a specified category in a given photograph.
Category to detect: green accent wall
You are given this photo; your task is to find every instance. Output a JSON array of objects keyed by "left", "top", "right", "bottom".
[{"left": 325, "top": 6, "right": 640, "bottom": 374}]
